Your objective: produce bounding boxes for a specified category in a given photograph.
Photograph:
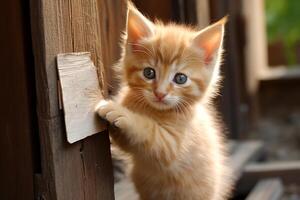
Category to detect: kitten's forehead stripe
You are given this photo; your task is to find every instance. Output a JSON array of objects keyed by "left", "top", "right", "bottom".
[
  {"left": 170, "top": 45, "right": 184, "bottom": 64},
  {"left": 152, "top": 33, "right": 186, "bottom": 67}
]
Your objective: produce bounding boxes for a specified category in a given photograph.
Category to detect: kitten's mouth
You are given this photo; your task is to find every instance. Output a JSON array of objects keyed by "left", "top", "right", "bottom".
[
  {"left": 148, "top": 97, "right": 175, "bottom": 110},
  {"left": 142, "top": 91, "right": 176, "bottom": 110},
  {"left": 153, "top": 99, "right": 168, "bottom": 104}
]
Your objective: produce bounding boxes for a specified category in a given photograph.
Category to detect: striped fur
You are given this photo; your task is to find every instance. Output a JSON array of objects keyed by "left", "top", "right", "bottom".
[{"left": 96, "top": 3, "right": 233, "bottom": 200}]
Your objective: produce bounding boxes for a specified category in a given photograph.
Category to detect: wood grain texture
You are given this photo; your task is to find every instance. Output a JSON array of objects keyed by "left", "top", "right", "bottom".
[
  {"left": 57, "top": 52, "right": 106, "bottom": 143},
  {"left": 30, "top": 0, "right": 127, "bottom": 199}
]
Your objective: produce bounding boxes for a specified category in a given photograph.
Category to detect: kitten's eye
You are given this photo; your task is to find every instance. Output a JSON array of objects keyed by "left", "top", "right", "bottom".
[
  {"left": 143, "top": 67, "right": 156, "bottom": 79},
  {"left": 173, "top": 73, "right": 188, "bottom": 84}
]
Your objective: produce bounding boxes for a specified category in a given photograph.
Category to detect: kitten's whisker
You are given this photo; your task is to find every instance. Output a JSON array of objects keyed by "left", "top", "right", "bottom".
[{"left": 176, "top": 98, "right": 194, "bottom": 120}]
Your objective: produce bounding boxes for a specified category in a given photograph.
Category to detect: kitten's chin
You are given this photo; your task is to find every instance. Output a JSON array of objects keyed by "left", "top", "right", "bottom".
[{"left": 147, "top": 100, "right": 174, "bottom": 111}]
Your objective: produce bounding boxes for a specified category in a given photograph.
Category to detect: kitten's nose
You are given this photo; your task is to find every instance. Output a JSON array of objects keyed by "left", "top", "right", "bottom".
[{"left": 154, "top": 91, "right": 167, "bottom": 101}]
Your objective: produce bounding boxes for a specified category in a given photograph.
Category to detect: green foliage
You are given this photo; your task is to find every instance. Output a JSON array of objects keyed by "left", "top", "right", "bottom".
[{"left": 265, "top": 0, "right": 300, "bottom": 65}]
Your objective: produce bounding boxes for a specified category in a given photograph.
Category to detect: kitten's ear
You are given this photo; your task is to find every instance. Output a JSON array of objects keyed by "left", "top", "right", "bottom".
[
  {"left": 126, "top": 3, "right": 154, "bottom": 45},
  {"left": 193, "top": 17, "right": 227, "bottom": 65}
]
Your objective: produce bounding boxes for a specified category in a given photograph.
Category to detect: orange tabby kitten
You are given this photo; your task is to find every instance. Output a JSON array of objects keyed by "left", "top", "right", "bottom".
[{"left": 96, "top": 3, "right": 233, "bottom": 200}]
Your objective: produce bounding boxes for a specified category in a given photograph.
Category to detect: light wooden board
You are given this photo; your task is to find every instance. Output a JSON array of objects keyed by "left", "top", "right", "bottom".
[
  {"left": 244, "top": 161, "right": 300, "bottom": 185},
  {"left": 245, "top": 178, "right": 283, "bottom": 200},
  {"left": 57, "top": 52, "right": 106, "bottom": 143},
  {"left": 195, "top": 0, "right": 210, "bottom": 29},
  {"left": 230, "top": 140, "right": 264, "bottom": 180}
]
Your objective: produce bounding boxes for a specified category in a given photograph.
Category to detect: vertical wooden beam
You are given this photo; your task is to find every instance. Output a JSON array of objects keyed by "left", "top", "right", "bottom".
[
  {"left": 210, "top": 0, "right": 247, "bottom": 138},
  {"left": 242, "top": 0, "right": 268, "bottom": 93},
  {"left": 242, "top": 0, "right": 268, "bottom": 123},
  {"left": 132, "top": 0, "right": 174, "bottom": 23},
  {"left": 0, "top": 0, "right": 35, "bottom": 199},
  {"left": 195, "top": 0, "right": 210, "bottom": 29},
  {"left": 30, "top": 0, "right": 126, "bottom": 199}
]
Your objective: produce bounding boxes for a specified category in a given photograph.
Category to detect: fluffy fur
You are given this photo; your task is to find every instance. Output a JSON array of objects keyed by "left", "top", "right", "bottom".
[{"left": 96, "top": 3, "right": 233, "bottom": 200}]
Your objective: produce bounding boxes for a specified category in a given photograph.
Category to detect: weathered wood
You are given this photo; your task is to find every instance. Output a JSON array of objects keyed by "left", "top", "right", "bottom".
[
  {"left": 0, "top": 0, "right": 35, "bottom": 199},
  {"left": 242, "top": 0, "right": 268, "bottom": 85},
  {"left": 244, "top": 161, "right": 300, "bottom": 185},
  {"left": 260, "top": 66, "right": 300, "bottom": 81},
  {"left": 245, "top": 178, "right": 283, "bottom": 200},
  {"left": 242, "top": 0, "right": 269, "bottom": 123},
  {"left": 98, "top": 0, "right": 127, "bottom": 92},
  {"left": 237, "top": 161, "right": 300, "bottom": 195},
  {"left": 210, "top": 0, "right": 247, "bottom": 138},
  {"left": 30, "top": 0, "right": 127, "bottom": 199},
  {"left": 195, "top": 0, "right": 210, "bottom": 29},
  {"left": 230, "top": 140, "right": 264, "bottom": 180},
  {"left": 57, "top": 52, "right": 106, "bottom": 143}
]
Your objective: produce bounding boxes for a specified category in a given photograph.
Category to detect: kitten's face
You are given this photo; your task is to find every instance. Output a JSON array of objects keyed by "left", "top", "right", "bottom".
[
  {"left": 124, "top": 35, "right": 209, "bottom": 110},
  {"left": 123, "top": 6, "right": 226, "bottom": 111}
]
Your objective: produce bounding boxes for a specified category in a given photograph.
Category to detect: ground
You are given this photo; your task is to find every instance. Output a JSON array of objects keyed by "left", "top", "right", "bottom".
[{"left": 248, "top": 107, "right": 300, "bottom": 199}]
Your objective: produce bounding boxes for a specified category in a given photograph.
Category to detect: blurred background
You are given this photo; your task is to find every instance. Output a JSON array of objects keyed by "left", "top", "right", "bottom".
[{"left": 1, "top": 0, "right": 300, "bottom": 199}]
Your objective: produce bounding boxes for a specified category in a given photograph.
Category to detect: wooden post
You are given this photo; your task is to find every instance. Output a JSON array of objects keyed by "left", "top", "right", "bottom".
[
  {"left": 195, "top": 0, "right": 210, "bottom": 29},
  {"left": 209, "top": 0, "right": 247, "bottom": 138},
  {"left": 30, "top": 0, "right": 126, "bottom": 199},
  {"left": 242, "top": 0, "right": 268, "bottom": 123},
  {"left": 0, "top": 0, "right": 35, "bottom": 199}
]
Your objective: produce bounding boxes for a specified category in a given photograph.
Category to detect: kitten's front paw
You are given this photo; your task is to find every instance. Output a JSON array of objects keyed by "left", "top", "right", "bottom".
[{"left": 95, "top": 100, "right": 129, "bottom": 129}]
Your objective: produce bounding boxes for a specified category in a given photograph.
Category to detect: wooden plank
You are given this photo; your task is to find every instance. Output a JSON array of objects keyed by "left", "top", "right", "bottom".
[
  {"left": 260, "top": 66, "right": 300, "bottom": 81},
  {"left": 195, "top": 0, "right": 210, "bottom": 28},
  {"left": 228, "top": 140, "right": 237, "bottom": 154},
  {"left": 0, "top": 0, "right": 35, "bottom": 199},
  {"left": 246, "top": 178, "right": 283, "bottom": 200},
  {"left": 30, "top": 0, "right": 127, "bottom": 199},
  {"left": 237, "top": 161, "right": 300, "bottom": 195},
  {"left": 230, "top": 140, "right": 264, "bottom": 180},
  {"left": 244, "top": 161, "right": 300, "bottom": 185},
  {"left": 242, "top": 0, "right": 268, "bottom": 84},
  {"left": 98, "top": 0, "right": 127, "bottom": 92},
  {"left": 241, "top": 0, "right": 269, "bottom": 123},
  {"left": 57, "top": 52, "right": 106, "bottom": 143}
]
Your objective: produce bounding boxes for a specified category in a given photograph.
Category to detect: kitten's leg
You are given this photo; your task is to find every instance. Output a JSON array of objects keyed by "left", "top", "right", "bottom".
[{"left": 95, "top": 100, "right": 179, "bottom": 163}]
